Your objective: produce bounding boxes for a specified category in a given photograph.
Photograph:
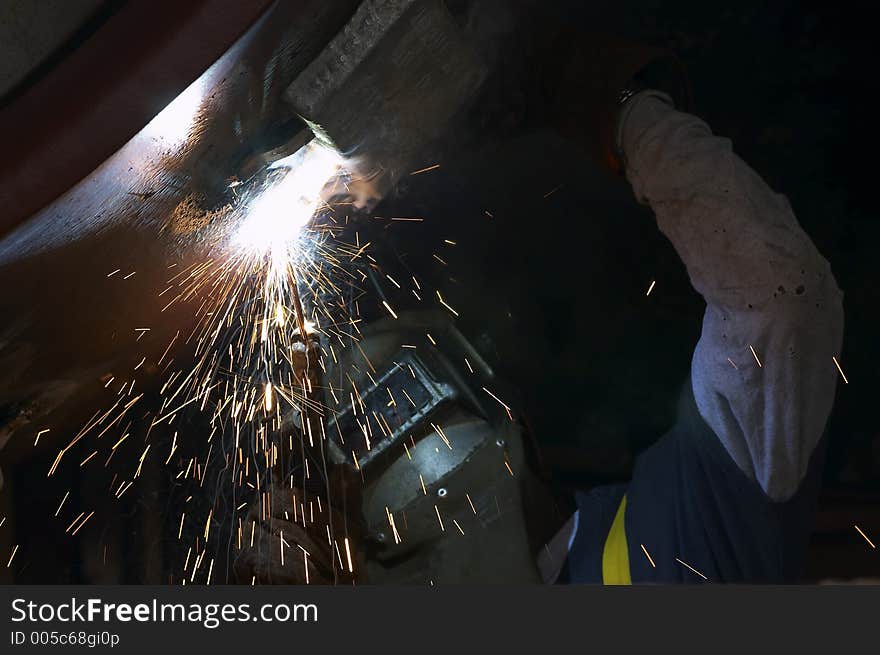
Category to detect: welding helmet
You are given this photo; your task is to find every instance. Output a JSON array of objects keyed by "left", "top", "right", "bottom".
[{"left": 322, "top": 310, "right": 547, "bottom": 583}]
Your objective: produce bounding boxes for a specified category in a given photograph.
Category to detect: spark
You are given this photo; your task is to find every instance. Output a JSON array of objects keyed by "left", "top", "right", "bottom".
[
  {"left": 71, "top": 511, "right": 95, "bottom": 536},
  {"left": 65, "top": 512, "right": 84, "bottom": 533},
  {"left": 54, "top": 492, "right": 69, "bottom": 517},
  {"left": 854, "top": 524, "right": 875, "bottom": 549},
  {"left": 386, "top": 508, "right": 401, "bottom": 544},
  {"left": 749, "top": 345, "right": 763, "bottom": 368},
  {"left": 410, "top": 163, "right": 440, "bottom": 175},
  {"left": 344, "top": 538, "right": 354, "bottom": 574},
  {"left": 431, "top": 423, "right": 453, "bottom": 450},
  {"left": 646, "top": 280, "right": 656, "bottom": 296},
  {"left": 7, "top": 545, "right": 18, "bottom": 568},
  {"left": 675, "top": 557, "right": 708, "bottom": 580},
  {"left": 482, "top": 387, "right": 512, "bottom": 418},
  {"left": 543, "top": 184, "right": 563, "bottom": 198},
  {"left": 436, "top": 291, "right": 459, "bottom": 316},
  {"left": 833, "top": 356, "right": 849, "bottom": 384},
  {"left": 640, "top": 544, "right": 656, "bottom": 568}
]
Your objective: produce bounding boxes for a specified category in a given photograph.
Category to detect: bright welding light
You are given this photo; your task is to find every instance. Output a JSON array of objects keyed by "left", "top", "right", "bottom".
[{"left": 234, "top": 141, "right": 344, "bottom": 261}]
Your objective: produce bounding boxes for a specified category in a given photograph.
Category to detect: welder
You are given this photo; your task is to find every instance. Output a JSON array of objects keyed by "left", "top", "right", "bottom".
[
  {"left": 532, "top": 35, "right": 844, "bottom": 583},
  {"left": 234, "top": 14, "right": 843, "bottom": 584}
]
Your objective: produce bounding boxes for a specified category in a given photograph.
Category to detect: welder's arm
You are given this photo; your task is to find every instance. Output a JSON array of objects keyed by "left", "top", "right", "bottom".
[{"left": 620, "top": 91, "right": 844, "bottom": 501}]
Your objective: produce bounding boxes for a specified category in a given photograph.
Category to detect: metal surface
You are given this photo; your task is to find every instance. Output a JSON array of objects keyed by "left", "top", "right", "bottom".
[
  {"left": 364, "top": 414, "right": 541, "bottom": 584},
  {"left": 0, "top": 0, "right": 276, "bottom": 240},
  {"left": 285, "top": 0, "right": 488, "bottom": 205},
  {"left": 363, "top": 415, "right": 490, "bottom": 521},
  {"left": 0, "top": 0, "right": 361, "bottom": 464}
]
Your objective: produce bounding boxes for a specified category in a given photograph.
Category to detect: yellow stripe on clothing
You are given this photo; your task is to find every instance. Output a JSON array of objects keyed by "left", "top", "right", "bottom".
[{"left": 602, "top": 494, "right": 631, "bottom": 585}]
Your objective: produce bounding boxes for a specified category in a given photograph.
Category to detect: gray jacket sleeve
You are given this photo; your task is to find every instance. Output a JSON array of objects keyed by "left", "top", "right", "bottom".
[{"left": 619, "top": 91, "right": 844, "bottom": 501}]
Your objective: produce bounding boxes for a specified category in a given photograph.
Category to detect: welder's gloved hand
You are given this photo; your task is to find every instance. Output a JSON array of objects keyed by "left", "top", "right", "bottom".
[
  {"left": 233, "top": 463, "right": 366, "bottom": 585},
  {"left": 545, "top": 33, "right": 691, "bottom": 173}
]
